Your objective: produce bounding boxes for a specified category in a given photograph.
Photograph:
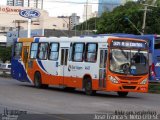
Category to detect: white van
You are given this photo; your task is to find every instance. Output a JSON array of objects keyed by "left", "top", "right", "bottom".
[{"left": 0, "top": 63, "right": 11, "bottom": 74}]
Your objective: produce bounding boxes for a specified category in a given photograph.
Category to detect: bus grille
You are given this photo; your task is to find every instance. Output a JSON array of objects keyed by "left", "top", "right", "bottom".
[
  {"left": 123, "top": 86, "right": 136, "bottom": 89},
  {"left": 118, "top": 76, "right": 141, "bottom": 81},
  {"left": 121, "top": 82, "right": 138, "bottom": 84}
]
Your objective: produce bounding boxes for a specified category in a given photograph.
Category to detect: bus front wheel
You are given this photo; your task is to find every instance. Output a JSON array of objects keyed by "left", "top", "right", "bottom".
[
  {"left": 117, "top": 92, "right": 128, "bottom": 97},
  {"left": 84, "top": 78, "right": 96, "bottom": 96},
  {"left": 34, "top": 72, "right": 48, "bottom": 88}
]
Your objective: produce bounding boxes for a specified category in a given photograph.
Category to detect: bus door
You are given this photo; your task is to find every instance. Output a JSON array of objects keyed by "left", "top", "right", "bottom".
[
  {"left": 11, "top": 43, "right": 29, "bottom": 81},
  {"left": 154, "top": 37, "right": 160, "bottom": 80},
  {"left": 22, "top": 46, "right": 29, "bottom": 70},
  {"left": 59, "top": 48, "right": 69, "bottom": 85},
  {"left": 99, "top": 49, "right": 107, "bottom": 89}
]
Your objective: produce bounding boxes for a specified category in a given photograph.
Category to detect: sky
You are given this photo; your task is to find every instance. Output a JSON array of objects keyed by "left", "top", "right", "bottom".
[
  {"left": 0, "top": 0, "right": 98, "bottom": 22},
  {"left": 44, "top": 0, "right": 98, "bottom": 18}
]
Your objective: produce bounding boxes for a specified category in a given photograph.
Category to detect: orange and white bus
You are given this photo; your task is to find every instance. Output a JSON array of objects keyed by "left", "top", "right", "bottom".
[{"left": 11, "top": 36, "right": 149, "bottom": 97}]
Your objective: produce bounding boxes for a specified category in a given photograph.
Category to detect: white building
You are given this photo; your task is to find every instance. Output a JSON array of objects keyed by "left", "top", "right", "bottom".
[
  {"left": 70, "top": 13, "right": 80, "bottom": 29},
  {"left": 0, "top": 5, "right": 69, "bottom": 31},
  {"left": 23, "top": 0, "right": 43, "bottom": 9},
  {"left": 7, "top": 0, "right": 43, "bottom": 9},
  {"left": 83, "top": 5, "right": 92, "bottom": 21}
]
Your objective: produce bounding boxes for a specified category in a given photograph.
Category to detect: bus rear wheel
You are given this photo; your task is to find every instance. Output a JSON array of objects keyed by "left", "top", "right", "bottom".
[
  {"left": 34, "top": 72, "right": 48, "bottom": 88},
  {"left": 84, "top": 78, "right": 96, "bottom": 96},
  {"left": 117, "top": 92, "right": 128, "bottom": 97}
]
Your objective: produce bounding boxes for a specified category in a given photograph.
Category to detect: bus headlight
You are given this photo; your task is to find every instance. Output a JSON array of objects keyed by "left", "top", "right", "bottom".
[
  {"left": 109, "top": 76, "right": 119, "bottom": 84},
  {"left": 140, "top": 78, "right": 148, "bottom": 85}
]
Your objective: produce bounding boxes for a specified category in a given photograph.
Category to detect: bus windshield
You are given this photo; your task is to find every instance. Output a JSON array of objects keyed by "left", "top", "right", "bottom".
[{"left": 110, "top": 49, "right": 148, "bottom": 75}]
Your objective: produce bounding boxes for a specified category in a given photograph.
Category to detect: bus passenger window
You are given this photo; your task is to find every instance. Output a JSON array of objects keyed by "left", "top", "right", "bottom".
[
  {"left": 86, "top": 43, "right": 98, "bottom": 62},
  {"left": 14, "top": 43, "right": 22, "bottom": 58},
  {"left": 30, "top": 43, "right": 38, "bottom": 59},
  {"left": 72, "top": 43, "right": 84, "bottom": 62},
  {"left": 49, "top": 43, "right": 59, "bottom": 61},
  {"left": 38, "top": 43, "right": 48, "bottom": 60},
  {"left": 155, "top": 38, "right": 160, "bottom": 49}
]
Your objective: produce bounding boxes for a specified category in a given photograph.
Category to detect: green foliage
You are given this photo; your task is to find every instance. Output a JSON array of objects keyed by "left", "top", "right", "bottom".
[
  {"left": 0, "top": 47, "right": 12, "bottom": 63},
  {"left": 96, "top": 1, "right": 160, "bottom": 34},
  {"left": 75, "top": 17, "right": 99, "bottom": 31}
]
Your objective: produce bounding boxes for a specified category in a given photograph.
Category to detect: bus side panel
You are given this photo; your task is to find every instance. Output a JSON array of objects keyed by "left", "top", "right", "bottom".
[
  {"left": 27, "top": 60, "right": 99, "bottom": 90},
  {"left": 154, "top": 50, "right": 160, "bottom": 81},
  {"left": 28, "top": 60, "right": 62, "bottom": 85},
  {"left": 11, "top": 58, "right": 29, "bottom": 82}
]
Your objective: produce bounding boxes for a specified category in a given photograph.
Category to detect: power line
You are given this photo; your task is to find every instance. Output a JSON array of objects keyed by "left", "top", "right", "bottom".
[{"left": 45, "top": 0, "right": 120, "bottom": 5}]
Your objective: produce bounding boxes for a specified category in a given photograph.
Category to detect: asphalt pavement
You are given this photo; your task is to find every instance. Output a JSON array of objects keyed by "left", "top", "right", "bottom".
[{"left": 0, "top": 77, "right": 160, "bottom": 120}]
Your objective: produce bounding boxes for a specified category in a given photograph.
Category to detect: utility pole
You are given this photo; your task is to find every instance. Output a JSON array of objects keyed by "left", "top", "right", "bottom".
[
  {"left": 61, "top": 17, "right": 70, "bottom": 37},
  {"left": 142, "top": 5, "right": 147, "bottom": 34},
  {"left": 14, "top": 20, "right": 27, "bottom": 37},
  {"left": 141, "top": 3, "right": 157, "bottom": 35},
  {"left": 85, "top": 0, "right": 88, "bottom": 35}
]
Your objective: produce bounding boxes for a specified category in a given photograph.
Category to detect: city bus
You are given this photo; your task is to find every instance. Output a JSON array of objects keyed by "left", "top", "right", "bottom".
[
  {"left": 102, "top": 34, "right": 160, "bottom": 82},
  {"left": 11, "top": 36, "right": 149, "bottom": 97}
]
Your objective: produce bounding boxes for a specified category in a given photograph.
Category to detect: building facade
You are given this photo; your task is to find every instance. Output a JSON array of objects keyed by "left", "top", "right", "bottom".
[
  {"left": 7, "top": 0, "right": 23, "bottom": 6},
  {"left": 0, "top": 5, "right": 69, "bottom": 31},
  {"left": 7, "top": 0, "right": 43, "bottom": 9},
  {"left": 70, "top": 13, "right": 80, "bottom": 29},
  {"left": 83, "top": 5, "right": 92, "bottom": 21},
  {"left": 98, "top": 0, "right": 133, "bottom": 16}
]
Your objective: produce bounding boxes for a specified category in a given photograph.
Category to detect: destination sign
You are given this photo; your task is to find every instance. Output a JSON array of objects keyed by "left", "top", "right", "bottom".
[{"left": 111, "top": 40, "right": 147, "bottom": 48}]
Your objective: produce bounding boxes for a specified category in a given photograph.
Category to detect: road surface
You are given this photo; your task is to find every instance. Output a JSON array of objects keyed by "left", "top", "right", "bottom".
[{"left": 0, "top": 77, "right": 159, "bottom": 120}]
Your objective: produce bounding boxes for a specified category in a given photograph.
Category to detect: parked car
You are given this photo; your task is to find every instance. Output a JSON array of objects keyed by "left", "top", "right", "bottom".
[{"left": 0, "top": 63, "right": 11, "bottom": 74}]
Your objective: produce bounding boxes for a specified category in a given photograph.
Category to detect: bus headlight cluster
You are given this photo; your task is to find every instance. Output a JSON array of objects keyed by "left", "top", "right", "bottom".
[
  {"left": 109, "top": 76, "right": 119, "bottom": 84},
  {"left": 140, "top": 78, "right": 148, "bottom": 85}
]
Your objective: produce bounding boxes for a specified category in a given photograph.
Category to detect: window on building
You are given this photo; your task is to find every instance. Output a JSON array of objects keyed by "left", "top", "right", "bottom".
[
  {"left": 72, "top": 43, "right": 85, "bottom": 62},
  {"left": 49, "top": 43, "right": 59, "bottom": 61},
  {"left": 30, "top": 43, "right": 38, "bottom": 59},
  {"left": 63, "top": 23, "right": 65, "bottom": 28},
  {"left": 14, "top": 42, "right": 22, "bottom": 58},
  {"left": 38, "top": 43, "right": 48, "bottom": 60},
  {"left": 85, "top": 43, "right": 98, "bottom": 62}
]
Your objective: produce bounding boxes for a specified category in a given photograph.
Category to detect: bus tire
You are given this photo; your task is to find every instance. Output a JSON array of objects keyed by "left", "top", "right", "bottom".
[
  {"left": 84, "top": 77, "right": 96, "bottom": 96},
  {"left": 34, "top": 72, "right": 48, "bottom": 88},
  {"left": 117, "top": 92, "right": 128, "bottom": 97}
]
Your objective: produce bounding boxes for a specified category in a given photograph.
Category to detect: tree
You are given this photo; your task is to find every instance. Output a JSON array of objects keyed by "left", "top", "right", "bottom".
[
  {"left": 97, "top": 2, "right": 143, "bottom": 34},
  {"left": 96, "top": 1, "right": 160, "bottom": 34},
  {"left": 0, "top": 47, "right": 12, "bottom": 63},
  {"left": 74, "top": 17, "right": 99, "bottom": 31}
]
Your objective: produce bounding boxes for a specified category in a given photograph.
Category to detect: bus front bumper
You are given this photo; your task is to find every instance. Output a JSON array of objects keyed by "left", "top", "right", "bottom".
[{"left": 106, "top": 83, "right": 148, "bottom": 93}]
